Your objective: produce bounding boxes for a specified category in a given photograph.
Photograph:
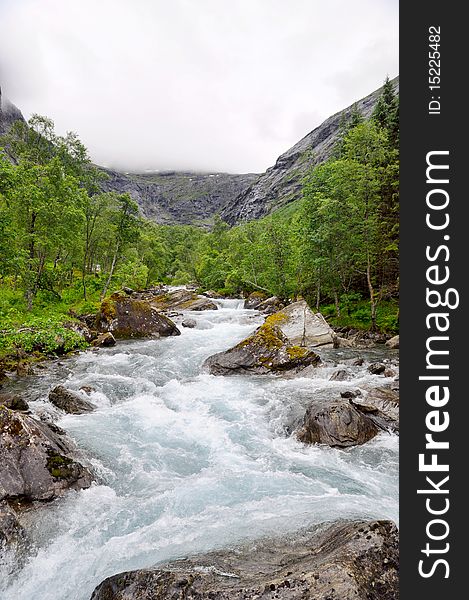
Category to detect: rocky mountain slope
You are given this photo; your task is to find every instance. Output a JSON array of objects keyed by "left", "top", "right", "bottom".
[
  {"left": 0, "top": 78, "right": 397, "bottom": 226},
  {"left": 0, "top": 87, "right": 26, "bottom": 137},
  {"left": 221, "top": 77, "right": 399, "bottom": 224},
  {"left": 101, "top": 168, "right": 257, "bottom": 225}
]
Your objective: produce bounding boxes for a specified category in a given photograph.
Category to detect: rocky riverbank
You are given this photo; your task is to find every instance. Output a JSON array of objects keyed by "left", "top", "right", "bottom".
[{"left": 91, "top": 520, "right": 398, "bottom": 600}]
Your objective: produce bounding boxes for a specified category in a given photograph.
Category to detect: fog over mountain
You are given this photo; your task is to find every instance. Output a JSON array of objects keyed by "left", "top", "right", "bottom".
[{"left": 0, "top": 0, "right": 398, "bottom": 173}]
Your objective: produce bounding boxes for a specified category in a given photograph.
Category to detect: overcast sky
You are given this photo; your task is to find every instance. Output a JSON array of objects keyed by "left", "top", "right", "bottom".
[{"left": 0, "top": 0, "right": 398, "bottom": 173}]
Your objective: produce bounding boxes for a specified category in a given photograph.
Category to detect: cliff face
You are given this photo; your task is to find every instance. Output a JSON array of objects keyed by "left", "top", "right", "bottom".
[
  {"left": 0, "top": 89, "right": 25, "bottom": 137},
  {"left": 101, "top": 169, "right": 258, "bottom": 226},
  {"left": 220, "top": 77, "right": 399, "bottom": 224}
]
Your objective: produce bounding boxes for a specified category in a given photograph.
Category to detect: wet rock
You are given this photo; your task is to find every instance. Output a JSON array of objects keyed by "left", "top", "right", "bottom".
[
  {"left": 90, "top": 519, "right": 398, "bottom": 600},
  {"left": 186, "top": 297, "right": 218, "bottom": 311},
  {"left": 257, "top": 296, "right": 285, "bottom": 314},
  {"left": 204, "top": 319, "right": 320, "bottom": 376},
  {"left": 16, "top": 362, "right": 35, "bottom": 377},
  {"left": 96, "top": 293, "right": 181, "bottom": 339},
  {"left": 243, "top": 291, "right": 268, "bottom": 309},
  {"left": 340, "top": 389, "right": 362, "bottom": 399},
  {"left": 329, "top": 369, "right": 350, "bottom": 381},
  {"left": 182, "top": 318, "right": 197, "bottom": 328},
  {"left": 385, "top": 335, "right": 399, "bottom": 349},
  {"left": 0, "top": 406, "right": 93, "bottom": 503},
  {"left": 0, "top": 393, "right": 29, "bottom": 411},
  {"left": 352, "top": 385, "right": 399, "bottom": 432},
  {"left": 92, "top": 332, "right": 117, "bottom": 347},
  {"left": 0, "top": 500, "right": 28, "bottom": 573},
  {"left": 298, "top": 399, "right": 379, "bottom": 447},
  {"left": 368, "top": 363, "right": 386, "bottom": 375},
  {"left": 271, "top": 301, "right": 334, "bottom": 348},
  {"left": 80, "top": 386, "right": 96, "bottom": 395},
  {"left": 203, "top": 290, "right": 223, "bottom": 299},
  {"left": 152, "top": 289, "right": 218, "bottom": 312},
  {"left": 49, "top": 385, "right": 96, "bottom": 414}
]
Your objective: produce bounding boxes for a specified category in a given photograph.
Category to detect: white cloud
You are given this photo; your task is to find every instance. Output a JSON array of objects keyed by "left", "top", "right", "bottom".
[{"left": 0, "top": 0, "right": 398, "bottom": 173}]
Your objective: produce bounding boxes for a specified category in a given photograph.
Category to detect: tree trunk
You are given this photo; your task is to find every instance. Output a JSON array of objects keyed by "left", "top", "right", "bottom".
[
  {"left": 101, "top": 246, "right": 119, "bottom": 300},
  {"left": 366, "top": 251, "right": 377, "bottom": 331},
  {"left": 334, "top": 290, "right": 341, "bottom": 317}
]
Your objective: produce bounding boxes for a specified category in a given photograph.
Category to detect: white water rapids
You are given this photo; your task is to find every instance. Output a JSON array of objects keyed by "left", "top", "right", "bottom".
[{"left": 1, "top": 299, "right": 398, "bottom": 600}]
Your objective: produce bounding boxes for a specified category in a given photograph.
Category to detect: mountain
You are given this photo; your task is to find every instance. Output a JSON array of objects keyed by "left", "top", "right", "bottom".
[
  {"left": 0, "top": 87, "right": 26, "bottom": 137},
  {"left": 220, "top": 77, "right": 399, "bottom": 224},
  {"left": 101, "top": 169, "right": 258, "bottom": 226},
  {"left": 0, "top": 77, "right": 398, "bottom": 226}
]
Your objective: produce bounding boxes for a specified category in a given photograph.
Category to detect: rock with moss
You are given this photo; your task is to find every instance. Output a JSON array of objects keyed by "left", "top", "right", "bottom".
[
  {"left": 90, "top": 519, "right": 398, "bottom": 600},
  {"left": 152, "top": 289, "right": 218, "bottom": 312},
  {"left": 297, "top": 399, "right": 379, "bottom": 447},
  {"left": 96, "top": 293, "right": 181, "bottom": 339},
  {"left": 0, "top": 406, "right": 93, "bottom": 503},
  {"left": 49, "top": 385, "right": 96, "bottom": 414},
  {"left": 204, "top": 318, "right": 320, "bottom": 376},
  {"left": 0, "top": 393, "right": 29, "bottom": 412},
  {"left": 243, "top": 291, "right": 268, "bottom": 309}
]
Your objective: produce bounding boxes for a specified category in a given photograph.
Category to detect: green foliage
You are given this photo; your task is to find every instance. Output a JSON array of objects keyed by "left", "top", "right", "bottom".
[{"left": 0, "top": 77, "right": 399, "bottom": 351}]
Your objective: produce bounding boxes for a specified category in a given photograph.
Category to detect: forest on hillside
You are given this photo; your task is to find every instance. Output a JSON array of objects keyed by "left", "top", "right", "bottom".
[{"left": 0, "top": 78, "right": 399, "bottom": 362}]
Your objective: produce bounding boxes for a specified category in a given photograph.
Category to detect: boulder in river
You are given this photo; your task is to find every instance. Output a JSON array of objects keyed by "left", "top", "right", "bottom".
[
  {"left": 385, "top": 335, "right": 399, "bottom": 349},
  {"left": 204, "top": 318, "right": 320, "bottom": 376},
  {"left": 0, "top": 393, "right": 29, "bottom": 412},
  {"left": 368, "top": 362, "right": 386, "bottom": 375},
  {"left": 352, "top": 385, "right": 399, "bottom": 432},
  {"left": 49, "top": 385, "right": 96, "bottom": 414},
  {"left": 243, "top": 291, "right": 268, "bottom": 309},
  {"left": 90, "top": 519, "right": 398, "bottom": 600},
  {"left": 152, "top": 289, "right": 218, "bottom": 312},
  {"left": 0, "top": 406, "right": 93, "bottom": 503},
  {"left": 96, "top": 293, "right": 181, "bottom": 339},
  {"left": 271, "top": 301, "right": 334, "bottom": 348},
  {"left": 92, "top": 332, "right": 117, "bottom": 347},
  {"left": 298, "top": 399, "right": 379, "bottom": 447},
  {"left": 256, "top": 295, "right": 285, "bottom": 314},
  {"left": 182, "top": 318, "right": 197, "bottom": 328}
]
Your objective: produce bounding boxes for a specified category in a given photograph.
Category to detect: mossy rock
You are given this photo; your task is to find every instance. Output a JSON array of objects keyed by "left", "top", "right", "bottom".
[
  {"left": 204, "top": 323, "right": 320, "bottom": 376},
  {"left": 96, "top": 296, "right": 181, "bottom": 339}
]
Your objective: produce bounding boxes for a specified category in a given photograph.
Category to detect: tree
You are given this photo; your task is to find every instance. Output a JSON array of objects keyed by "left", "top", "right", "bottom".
[{"left": 101, "top": 193, "right": 141, "bottom": 299}]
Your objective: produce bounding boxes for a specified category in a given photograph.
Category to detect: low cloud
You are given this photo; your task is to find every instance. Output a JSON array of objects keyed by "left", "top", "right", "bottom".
[{"left": 0, "top": 0, "right": 398, "bottom": 173}]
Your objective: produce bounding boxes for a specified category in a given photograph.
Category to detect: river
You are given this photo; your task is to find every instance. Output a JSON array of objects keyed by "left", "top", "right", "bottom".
[{"left": 1, "top": 299, "right": 398, "bottom": 600}]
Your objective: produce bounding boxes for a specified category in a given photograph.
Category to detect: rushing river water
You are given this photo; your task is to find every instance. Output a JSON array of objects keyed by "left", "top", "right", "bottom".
[{"left": 1, "top": 299, "right": 398, "bottom": 600}]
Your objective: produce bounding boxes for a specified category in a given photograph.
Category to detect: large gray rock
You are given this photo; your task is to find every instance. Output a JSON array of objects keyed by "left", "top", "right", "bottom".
[
  {"left": 385, "top": 335, "right": 399, "bottom": 349},
  {"left": 90, "top": 519, "right": 398, "bottom": 600},
  {"left": 152, "top": 289, "right": 218, "bottom": 312},
  {"left": 96, "top": 293, "right": 181, "bottom": 339},
  {"left": 0, "top": 406, "right": 93, "bottom": 503},
  {"left": 243, "top": 291, "right": 267, "bottom": 309},
  {"left": 49, "top": 385, "right": 96, "bottom": 414},
  {"left": 270, "top": 301, "right": 334, "bottom": 348},
  {"left": 352, "top": 385, "right": 400, "bottom": 432},
  {"left": 298, "top": 399, "right": 379, "bottom": 447},
  {"left": 204, "top": 321, "right": 320, "bottom": 376}
]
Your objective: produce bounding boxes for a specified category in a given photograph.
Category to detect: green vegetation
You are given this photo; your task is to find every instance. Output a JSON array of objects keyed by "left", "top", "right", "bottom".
[{"left": 0, "top": 78, "right": 399, "bottom": 368}]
